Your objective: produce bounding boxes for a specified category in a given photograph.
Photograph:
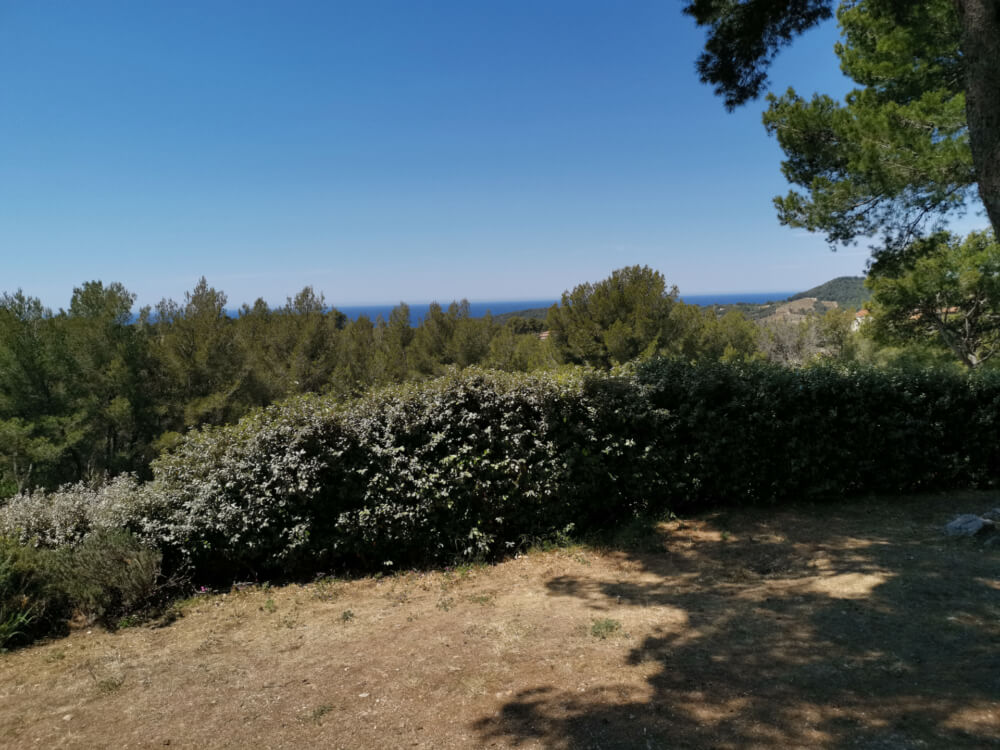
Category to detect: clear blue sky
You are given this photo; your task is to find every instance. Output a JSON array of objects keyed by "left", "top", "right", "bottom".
[{"left": 2, "top": 0, "right": 977, "bottom": 310}]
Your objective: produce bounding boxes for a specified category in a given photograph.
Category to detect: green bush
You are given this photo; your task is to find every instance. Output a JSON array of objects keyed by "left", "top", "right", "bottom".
[
  {"left": 636, "top": 358, "right": 1000, "bottom": 504},
  {"left": 0, "top": 538, "right": 68, "bottom": 650},
  {"left": 149, "top": 368, "right": 655, "bottom": 576},
  {"left": 41, "top": 530, "right": 164, "bottom": 625}
]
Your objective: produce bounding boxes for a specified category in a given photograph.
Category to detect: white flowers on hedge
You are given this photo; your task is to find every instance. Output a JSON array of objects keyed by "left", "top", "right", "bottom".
[
  {"left": 0, "top": 474, "right": 168, "bottom": 548},
  {"left": 7, "top": 360, "right": 993, "bottom": 577},
  {"left": 1, "top": 368, "right": 641, "bottom": 574}
]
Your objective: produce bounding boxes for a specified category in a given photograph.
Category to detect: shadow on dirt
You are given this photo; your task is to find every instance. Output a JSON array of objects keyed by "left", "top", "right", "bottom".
[{"left": 475, "top": 498, "right": 1000, "bottom": 748}]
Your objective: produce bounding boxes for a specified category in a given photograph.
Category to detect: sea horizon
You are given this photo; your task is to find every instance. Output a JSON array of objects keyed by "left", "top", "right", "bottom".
[
  {"left": 334, "top": 292, "right": 798, "bottom": 324},
  {"left": 134, "top": 291, "right": 800, "bottom": 325}
]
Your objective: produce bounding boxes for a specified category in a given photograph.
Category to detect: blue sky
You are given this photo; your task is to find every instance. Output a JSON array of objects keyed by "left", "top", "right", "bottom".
[{"left": 0, "top": 1, "right": 986, "bottom": 310}]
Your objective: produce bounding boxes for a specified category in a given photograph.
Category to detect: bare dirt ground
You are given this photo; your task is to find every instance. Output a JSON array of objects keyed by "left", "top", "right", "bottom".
[{"left": 2, "top": 492, "right": 998, "bottom": 749}]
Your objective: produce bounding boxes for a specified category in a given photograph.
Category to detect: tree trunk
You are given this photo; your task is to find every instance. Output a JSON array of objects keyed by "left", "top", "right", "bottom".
[{"left": 957, "top": 0, "right": 1000, "bottom": 237}]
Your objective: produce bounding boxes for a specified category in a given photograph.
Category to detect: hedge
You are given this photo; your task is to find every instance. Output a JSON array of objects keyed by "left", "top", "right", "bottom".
[{"left": 2, "top": 361, "right": 998, "bottom": 582}]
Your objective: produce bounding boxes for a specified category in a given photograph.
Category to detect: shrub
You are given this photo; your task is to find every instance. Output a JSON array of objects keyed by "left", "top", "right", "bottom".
[
  {"left": 40, "top": 530, "right": 164, "bottom": 626},
  {"left": 636, "top": 358, "right": 1000, "bottom": 504},
  {"left": 148, "top": 368, "right": 654, "bottom": 576},
  {"left": 0, "top": 538, "right": 68, "bottom": 650},
  {"left": 0, "top": 474, "right": 168, "bottom": 549}
]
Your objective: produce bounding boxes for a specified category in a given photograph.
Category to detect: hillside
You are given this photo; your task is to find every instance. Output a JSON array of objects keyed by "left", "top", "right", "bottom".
[
  {"left": 495, "top": 277, "right": 871, "bottom": 324},
  {"left": 788, "top": 276, "right": 870, "bottom": 309}
]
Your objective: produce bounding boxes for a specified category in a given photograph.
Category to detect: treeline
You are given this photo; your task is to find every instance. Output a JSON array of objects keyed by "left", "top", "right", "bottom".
[
  {"left": 0, "top": 278, "right": 556, "bottom": 496},
  {"left": 0, "top": 266, "right": 889, "bottom": 497}
]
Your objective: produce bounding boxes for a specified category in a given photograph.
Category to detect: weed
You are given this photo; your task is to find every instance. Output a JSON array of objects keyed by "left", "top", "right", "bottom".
[
  {"left": 87, "top": 656, "right": 125, "bottom": 694},
  {"left": 311, "top": 576, "right": 341, "bottom": 602},
  {"left": 116, "top": 614, "right": 142, "bottom": 629},
  {"left": 308, "top": 704, "right": 333, "bottom": 724},
  {"left": 436, "top": 596, "right": 456, "bottom": 612},
  {"left": 386, "top": 590, "right": 410, "bottom": 606},
  {"left": 340, "top": 609, "right": 354, "bottom": 623},
  {"left": 262, "top": 598, "right": 277, "bottom": 614},
  {"left": 590, "top": 618, "right": 623, "bottom": 640},
  {"left": 96, "top": 676, "right": 125, "bottom": 694},
  {"left": 467, "top": 593, "right": 494, "bottom": 606},
  {"left": 453, "top": 561, "right": 486, "bottom": 578}
]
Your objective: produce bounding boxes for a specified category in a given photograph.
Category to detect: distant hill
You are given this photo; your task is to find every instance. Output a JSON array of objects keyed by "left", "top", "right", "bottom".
[
  {"left": 493, "top": 276, "right": 870, "bottom": 325},
  {"left": 788, "top": 276, "right": 870, "bottom": 309}
]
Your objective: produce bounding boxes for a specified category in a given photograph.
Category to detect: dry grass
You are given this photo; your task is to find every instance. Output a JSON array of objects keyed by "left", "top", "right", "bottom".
[{"left": 1, "top": 492, "right": 998, "bottom": 749}]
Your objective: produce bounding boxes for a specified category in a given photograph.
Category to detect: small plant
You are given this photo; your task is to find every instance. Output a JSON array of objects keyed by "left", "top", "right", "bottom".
[
  {"left": 436, "top": 596, "right": 456, "bottom": 612},
  {"left": 262, "top": 598, "right": 277, "bottom": 613},
  {"left": 96, "top": 675, "right": 125, "bottom": 694},
  {"left": 311, "top": 576, "right": 341, "bottom": 602},
  {"left": 590, "top": 618, "right": 623, "bottom": 640},
  {"left": 87, "top": 658, "right": 125, "bottom": 694},
  {"left": 308, "top": 704, "right": 333, "bottom": 724},
  {"left": 340, "top": 609, "right": 354, "bottom": 622},
  {"left": 468, "top": 593, "right": 494, "bottom": 606},
  {"left": 116, "top": 614, "right": 142, "bottom": 630}
]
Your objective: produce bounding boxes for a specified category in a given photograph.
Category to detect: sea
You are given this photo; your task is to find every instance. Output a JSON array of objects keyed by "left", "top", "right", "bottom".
[
  {"left": 334, "top": 292, "right": 797, "bottom": 325},
  {"left": 145, "top": 291, "right": 798, "bottom": 326}
]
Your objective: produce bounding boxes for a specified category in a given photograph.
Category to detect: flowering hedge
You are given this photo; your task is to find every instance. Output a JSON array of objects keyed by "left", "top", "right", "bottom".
[{"left": 3, "top": 361, "right": 998, "bottom": 580}]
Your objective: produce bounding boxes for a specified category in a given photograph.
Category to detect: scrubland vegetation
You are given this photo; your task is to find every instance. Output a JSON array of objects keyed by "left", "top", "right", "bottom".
[
  {"left": 3, "top": 349, "right": 999, "bottom": 651},
  {"left": 3, "top": 256, "right": 1000, "bottom": 651}
]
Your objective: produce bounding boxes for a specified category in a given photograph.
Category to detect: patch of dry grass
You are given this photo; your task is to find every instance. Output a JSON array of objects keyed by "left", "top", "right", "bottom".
[{"left": 1, "top": 492, "right": 997, "bottom": 748}]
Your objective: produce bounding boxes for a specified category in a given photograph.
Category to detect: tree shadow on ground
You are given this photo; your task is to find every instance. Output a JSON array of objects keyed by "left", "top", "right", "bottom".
[{"left": 474, "top": 498, "right": 1000, "bottom": 748}]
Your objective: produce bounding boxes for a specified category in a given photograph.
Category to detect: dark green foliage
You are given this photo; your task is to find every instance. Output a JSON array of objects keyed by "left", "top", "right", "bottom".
[
  {"left": 0, "top": 278, "right": 554, "bottom": 498},
  {"left": 868, "top": 230, "right": 1000, "bottom": 368},
  {"left": 0, "top": 538, "right": 69, "bottom": 650},
  {"left": 493, "top": 308, "right": 550, "bottom": 325},
  {"left": 86, "top": 361, "right": 1000, "bottom": 580},
  {"left": 760, "top": 1, "right": 975, "bottom": 254},
  {"left": 683, "top": 0, "right": 835, "bottom": 110},
  {"left": 41, "top": 530, "right": 163, "bottom": 626},
  {"left": 547, "top": 266, "right": 678, "bottom": 367},
  {"left": 685, "top": 0, "right": 1000, "bottom": 246},
  {"left": 636, "top": 358, "right": 1000, "bottom": 504},
  {"left": 0, "top": 531, "right": 168, "bottom": 649},
  {"left": 788, "top": 276, "right": 870, "bottom": 309}
]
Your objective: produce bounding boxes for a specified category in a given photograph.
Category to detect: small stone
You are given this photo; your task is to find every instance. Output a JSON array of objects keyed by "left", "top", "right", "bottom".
[
  {"left": 981, "top": 508, "right": 1000, "bottom": 522},
  {"left": 944, "top": 514, "right": 993, "bottom": 537},
  {"left": 62, "top": 714, "right": 72, "bottom": 722}
]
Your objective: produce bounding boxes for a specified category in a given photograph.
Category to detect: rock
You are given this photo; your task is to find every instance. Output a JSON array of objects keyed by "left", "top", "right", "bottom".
[
  {"left": 944, "top": 514, "right": 994, "bottom": 537},
  {"left": 980, "top": 507, "right": 1000, "bottom": 522}
]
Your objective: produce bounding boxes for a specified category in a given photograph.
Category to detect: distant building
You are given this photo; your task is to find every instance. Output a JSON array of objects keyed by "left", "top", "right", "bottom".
[
  {"left": 851, "top": 309, "right": 870, "bottom": 332},
  {"left": 538, "top": 330, "right": 550, "bottom": 340}
]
